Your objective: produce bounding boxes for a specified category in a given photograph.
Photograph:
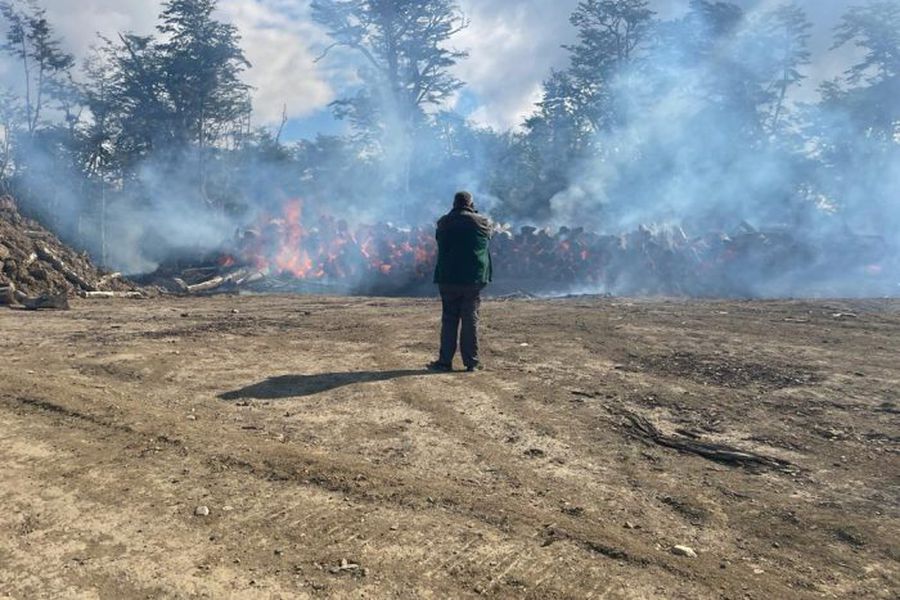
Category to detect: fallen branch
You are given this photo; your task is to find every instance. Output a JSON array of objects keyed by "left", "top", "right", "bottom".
[
  {"left": 622, "top": 411, "right": 798, "bottom": 473},
  {"left": 0, "top": 283, "right": 30, "bottom": 306}
]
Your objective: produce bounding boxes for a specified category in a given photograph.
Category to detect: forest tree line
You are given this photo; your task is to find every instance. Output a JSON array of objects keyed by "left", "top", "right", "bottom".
[{"left": 0, "top": 0, "right": 897, "bottom": 269}]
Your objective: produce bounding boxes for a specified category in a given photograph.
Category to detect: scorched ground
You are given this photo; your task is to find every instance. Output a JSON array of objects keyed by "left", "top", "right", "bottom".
[{"left": 1, "top": 295, "right": 898, "bottom": 599}]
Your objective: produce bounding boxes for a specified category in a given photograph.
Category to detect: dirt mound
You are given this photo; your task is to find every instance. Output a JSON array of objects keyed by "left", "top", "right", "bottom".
[{"left": 0, "top": 196, "right": 136, "bottom": 304}]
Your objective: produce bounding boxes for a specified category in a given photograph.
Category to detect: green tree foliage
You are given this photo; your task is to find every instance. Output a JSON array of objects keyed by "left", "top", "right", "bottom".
[
  {"left": 157, "top": 0, "right": 252, "bottom": 149},
  {"left": 310, "top": 0, "right": 470, "bottom": 213},
  {"left": 0, "top": 0, "right": 75, "bottom": 135},
  {"left": 0, "top": 0, "right": 78, "bottom": 231},
  {"left": 809, "top": 1, "right": 900, "bottom": 230},
  {"left": 565, "top": 0, "right": 654, "bottom": 132},
  {"left": 824, "top": 0, "right": 900, "bottom": 138},
  {"left": 494, "top": 1, "right": 656, "bottom": 220},
  {"left": 311, "top": 0, "right": 467, "bottom": 142},
  {"left": 82, "top": 0, "right": 252, "bottom": 208},
  {"left": 761, "top": 2, "right": 812, "bottom": 134}
]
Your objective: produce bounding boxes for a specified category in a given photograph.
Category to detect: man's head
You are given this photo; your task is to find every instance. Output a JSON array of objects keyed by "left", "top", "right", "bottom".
[{"left": 453, "top": 191, "right": 474, "bottom": 210}]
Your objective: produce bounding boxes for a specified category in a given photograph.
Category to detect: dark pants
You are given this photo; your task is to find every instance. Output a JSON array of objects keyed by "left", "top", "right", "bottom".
[{"left": 438, "top": 284, "right": 485, "bottom": 368}]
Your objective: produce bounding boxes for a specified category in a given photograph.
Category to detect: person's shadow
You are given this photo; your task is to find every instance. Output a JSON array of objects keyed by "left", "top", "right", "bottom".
[{"left": 218, "top": 369, "right": 435, "bottom": 401}]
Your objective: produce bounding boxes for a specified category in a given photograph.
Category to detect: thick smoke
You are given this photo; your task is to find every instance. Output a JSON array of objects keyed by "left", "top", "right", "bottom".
[{"left": 540, "top": 2, "right": 899, "bottom": 297}]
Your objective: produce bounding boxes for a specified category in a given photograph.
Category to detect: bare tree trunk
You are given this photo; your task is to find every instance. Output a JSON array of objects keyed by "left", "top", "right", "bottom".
[
  {"left": 274, "top": 104, "right": 288, "bottom": 144},
  {"left": 31, "top": 62, "right": 45, "bottom": 134},
  {"left": 20, "top": 37, "right": 32, "bottom": 135},
  {"left": 0, "top": 117, "right": 12, "bottom": 189},
  {"left": 770, "top": 71, "right": 789, "bottom": 135},
  {"left": 100, "top": 181, "right": 108, "bottom": 267}
]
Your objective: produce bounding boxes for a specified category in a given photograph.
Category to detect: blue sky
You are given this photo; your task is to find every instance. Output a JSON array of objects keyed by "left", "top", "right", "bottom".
[{"left": 1, "top": 0, "right": 860, "bottom": 141}]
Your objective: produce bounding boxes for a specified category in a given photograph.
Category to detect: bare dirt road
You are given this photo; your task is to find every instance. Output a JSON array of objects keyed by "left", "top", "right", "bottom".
[{"left": 1, "top": 295, "right": 898, "bottom": 599}]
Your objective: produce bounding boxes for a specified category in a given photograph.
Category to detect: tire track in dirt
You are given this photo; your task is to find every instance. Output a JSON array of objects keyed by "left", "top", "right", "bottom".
[
  {"left": 0, "top": 379, "right": 687, "bottom": 597},
  {"left": 0, "top": 363, "right": 731, "bottom": 598},
  {"left": 366, "top": 350, "right": 809, "bottom": 598}
]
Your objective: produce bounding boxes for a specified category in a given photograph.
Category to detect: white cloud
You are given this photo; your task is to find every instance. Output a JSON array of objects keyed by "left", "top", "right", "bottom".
[
  {"left": 219, "top": 0, "right": 333, "bottom": 124},
  {"left": 454, "top": 0, "right": 579, "bottom": 130},
  {"left": 40, "top": 0, "right": 160, "bottom": 54}
]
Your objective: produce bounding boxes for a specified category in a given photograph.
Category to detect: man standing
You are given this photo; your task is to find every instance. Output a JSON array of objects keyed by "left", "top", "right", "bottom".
[{"left": 429, "top": 191, "right": 493, "bottom": 372}]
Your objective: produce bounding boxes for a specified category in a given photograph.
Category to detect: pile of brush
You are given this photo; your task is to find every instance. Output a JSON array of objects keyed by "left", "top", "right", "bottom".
[{"left": 0, "top": 196, "right": 142, "bottom": 309}]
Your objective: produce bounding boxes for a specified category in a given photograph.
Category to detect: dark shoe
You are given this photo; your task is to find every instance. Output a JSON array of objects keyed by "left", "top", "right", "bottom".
[
  {"left": 427, "top": 361, "right": 452, "bottom": 372},
  {"left": 465, "top": 363, "right": 484, "bottom": 372}
]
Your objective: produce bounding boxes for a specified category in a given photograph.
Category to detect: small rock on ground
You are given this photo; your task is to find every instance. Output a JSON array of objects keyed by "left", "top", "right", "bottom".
[{"left": 671, "top": 545, "right": 697, "bottom": 558}]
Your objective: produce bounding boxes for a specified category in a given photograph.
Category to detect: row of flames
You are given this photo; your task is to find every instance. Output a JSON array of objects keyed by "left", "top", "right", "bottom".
[
  {"left": 214, "top": 199, "right": 891, "bottom": 293},
  {"left": 225, "top": 200, "right": 438, "bottom": 281}
]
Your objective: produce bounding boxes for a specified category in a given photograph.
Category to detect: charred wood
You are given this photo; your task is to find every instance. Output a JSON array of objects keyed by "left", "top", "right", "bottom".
[{"left": 621, "top": 410, "right": 798, "bottom": 473}]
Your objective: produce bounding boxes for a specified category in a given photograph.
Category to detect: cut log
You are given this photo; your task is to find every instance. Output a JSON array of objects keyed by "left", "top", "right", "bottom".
[
  {"left": 21, "top": 291, "right": 70, "bottom": 311},
  {"left": 184, "top": 267, "right": 254, "bottom": 294},
  {"left": 23, "top": 252, "right": 37, "bottom": 267},
  {"left": 0, "top": 284, "right": 17, "bottom": 305},
  {"left": 186, "top": 275, "right": 227, "bottom": 293},
  {"left": 234, "top": 270, "right": 265, "bottom": 286},
  {"left": 80, "top": 291, "right": 144, "bottom": 299},
  {"left": 36, "top": 246, "right": 96, "bottom": 291},
  {"left": 621, "top": 410, "right": 797, "bottom": 473}
]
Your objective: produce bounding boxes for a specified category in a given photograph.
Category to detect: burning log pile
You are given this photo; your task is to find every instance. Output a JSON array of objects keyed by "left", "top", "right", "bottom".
[
  {"left": 140, "top": 200, "right": 438, "bottom": 296},
  {"left": 0, "top": 197, "right": 141, "bottom": 309},
  {"left": 142, "top": 199, "right": 897, "bottom": 298}
]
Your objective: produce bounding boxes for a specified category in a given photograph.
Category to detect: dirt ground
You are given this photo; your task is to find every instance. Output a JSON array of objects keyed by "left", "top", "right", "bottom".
[{"left": 1, "top": 295, "right": 898, "bottom": 599}]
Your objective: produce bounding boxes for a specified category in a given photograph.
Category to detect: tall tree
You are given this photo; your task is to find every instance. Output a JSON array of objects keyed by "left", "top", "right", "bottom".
[
  {"left": 759, "top": 2, "right": 812, "bottom": 134},
  {"left": 564, "top": 0, "right": 655, "bottom": 133},
  {"left": 0, "top": 0, "right": 75, "bottom": 135},
  {"left": 809, "top": 1, "right": 900, "bottom": 232},
  {"left": 84, "top": 0, "right": 252, "bottom": 208},
  {"left": 156, "top": 0, "right": 252, "bottom": 206},
  {"left": 157, "top": 0, "right": 252, "bottom": 150},
  {"left": 499, "top": 0, "right": 655, "bottom": 220},
  {"left": 311, "top": 0, "right": 468, "bottom": 142},
  {"left": 833, "top": 0, "right": 900, "bottom": 86}
]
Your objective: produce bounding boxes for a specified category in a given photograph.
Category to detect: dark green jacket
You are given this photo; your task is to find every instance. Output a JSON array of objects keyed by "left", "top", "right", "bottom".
[{"left": 433, "top": 208, "right": 493, "bottom": 285}]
